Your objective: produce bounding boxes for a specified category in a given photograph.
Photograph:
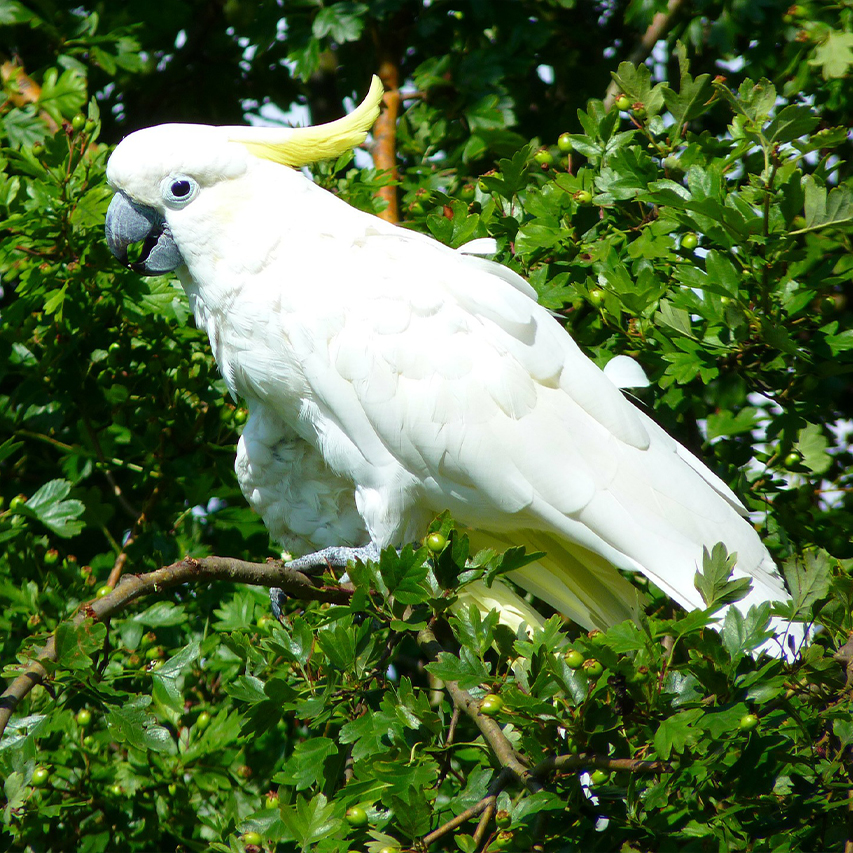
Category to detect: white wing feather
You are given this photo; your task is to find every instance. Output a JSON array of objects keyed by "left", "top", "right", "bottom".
[{"left": 128, "top": 150, "right": 796, "bottom": 643}]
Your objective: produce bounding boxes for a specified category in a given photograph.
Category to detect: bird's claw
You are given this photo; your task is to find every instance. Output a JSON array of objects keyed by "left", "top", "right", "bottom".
[{"left": 269, "top": 543, "right": 383, "bottom": 622}]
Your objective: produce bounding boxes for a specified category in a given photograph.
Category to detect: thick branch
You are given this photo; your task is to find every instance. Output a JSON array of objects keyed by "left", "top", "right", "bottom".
[
  {"left": 534, "top": 752, "right": 671, "bottom": 776},
  {"left": 417, "top": 627, "right": 540, "bottom": 792},
  {"left": 373, "top": 58, "right": 401, "bottom": 223},
  {"left": 0, "top": 556, "right": 351, "bottom": 738},
  {"left": 603, "top": 0, "right": 687, "bottom": 110}
]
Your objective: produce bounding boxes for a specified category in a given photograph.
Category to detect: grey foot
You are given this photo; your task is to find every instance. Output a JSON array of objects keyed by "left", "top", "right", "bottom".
[
  {"left": 285, "top": 543, "right": 382, "bottom": 574},
  {"left": 269, "top": 543, "right": 382, "bottom": 622}
]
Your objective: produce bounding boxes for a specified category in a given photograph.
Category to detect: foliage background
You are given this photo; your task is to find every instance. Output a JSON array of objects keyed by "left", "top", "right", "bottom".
[{"left": 2, "top": 0, "right": 853, "bottom": 850}]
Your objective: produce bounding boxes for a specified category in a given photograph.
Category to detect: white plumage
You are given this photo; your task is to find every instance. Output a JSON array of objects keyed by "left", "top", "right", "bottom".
[{"left": 104, "top": 80, "right": 802, "bottom": 654}]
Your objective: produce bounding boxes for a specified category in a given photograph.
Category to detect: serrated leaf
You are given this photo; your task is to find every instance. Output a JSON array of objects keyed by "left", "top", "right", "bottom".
[
  {"left": 654, "top": 708, "right": 704, "bottom": 759},
  {"left": 721, "top": 603, "right": 772, "bottom": 661},
  {"left": 282, "top": 737, "right": 337, "bottom": 790},
  {"left": 279, "top": 793, "right": 342, "bottom": 850},
  {"left": 782, "top": 550, "right": 831, "bottom": 617},
  {"left": 54, "top": 620, "right": 106, "bottom": 671},
  {"left": 795, "top": 422, "right": 831, "bottom": 475},
  {"left": 694, "top": 543, "right": 752, "bottom": 610},
  {"left": 106, "top": 696, "right": 172, "bottom": 753},
  {"left": 424, "top": 647, "right": 490, "bottom": 690},
  {"left": 797, "top": 176, "right": 853, "bottom": 234},
  {"left": 25, "top": 478, "right": 85, "bottom": 538}
]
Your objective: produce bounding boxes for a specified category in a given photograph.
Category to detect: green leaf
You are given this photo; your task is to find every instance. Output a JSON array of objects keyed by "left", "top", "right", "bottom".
[
  {"left": 278, "top": 793, "right": 342, "bottom": 850},
  {"left": 424, "top": 647, "right": 490, "bottom": 690},
  {"left": 105, "top": 696, "right": 172, "bottom": 753},
  {"left": 694, "top": 543, "right": 752, "bottom": 610},
  {"left": 721, "top": 603, "right": 772, "bottom": 661},
  {"left": 794, "top": 422, "right": 831, "bottom": 475},
  {"left": 54, "top": 620, "right": 106, "bottom": 671},
  {"left": 654, "top": 708, "right": 704, "bottom": 759},
  {"left": 311, "top": 3, "right": 368, "bottom": 43},
  {"left": 282, "top": 737, "right": 337, "bottom": 790},
  {"left": 24, "top": 478, "right": 85, "bottom": 538},
  {"left": 782, "top": 550, "right": 831, "bottom": 617},
  {"left": 809, "top": 30, "right": 853, "bottom": 80},
  {"left": 797, "top": 177, "right": 853, "bottom": 234}
]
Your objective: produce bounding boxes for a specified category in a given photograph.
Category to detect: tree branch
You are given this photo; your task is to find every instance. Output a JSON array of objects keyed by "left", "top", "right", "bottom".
[
  {"left": 373, "top": 57, "right": 401, "bottom": 223},
  {"left": 417, "top": 627, "right": 541, "bottom": 792},
  {"left": 603, "top": 0, "right": 687, "bottom": 110},
  {"left": 0, "top": 556, "right": 351, "bottom": 739}
]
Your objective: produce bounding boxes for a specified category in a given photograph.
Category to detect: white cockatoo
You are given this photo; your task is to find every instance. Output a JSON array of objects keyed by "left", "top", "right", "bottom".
[{"left": 105, "top": 77, "right": 804, "bottom": 655}]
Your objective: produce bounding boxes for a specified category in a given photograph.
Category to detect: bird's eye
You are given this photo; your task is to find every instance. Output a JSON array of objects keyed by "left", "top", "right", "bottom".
[{"left": 161, "top": 175, "right": 199, "bottom": 208}]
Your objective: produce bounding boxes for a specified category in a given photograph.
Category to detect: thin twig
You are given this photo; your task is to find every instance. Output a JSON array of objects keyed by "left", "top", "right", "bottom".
[
  {"left": 80, "top": 413, "right": 140, "bottom": 519},
  {"left": 106, "top": 483, "right": 163, "bottom": 588},
  {"left": 0, "top": 556, "right": 352, "bottom": 739}
]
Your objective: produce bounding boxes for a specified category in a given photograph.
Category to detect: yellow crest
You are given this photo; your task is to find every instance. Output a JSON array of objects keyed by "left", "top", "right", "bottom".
[{"left": 226, "top": 76, "right": 383, "bottom": 167}]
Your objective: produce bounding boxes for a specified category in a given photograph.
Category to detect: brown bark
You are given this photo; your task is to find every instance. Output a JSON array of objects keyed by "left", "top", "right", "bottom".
[{"left": 373, "top": 58, "right": 401, "bottom": 223}]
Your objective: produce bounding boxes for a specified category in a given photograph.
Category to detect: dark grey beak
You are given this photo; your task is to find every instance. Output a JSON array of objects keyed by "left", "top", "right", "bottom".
[{"left": 105, "top": 192, "right": 184, "bottom": 275}]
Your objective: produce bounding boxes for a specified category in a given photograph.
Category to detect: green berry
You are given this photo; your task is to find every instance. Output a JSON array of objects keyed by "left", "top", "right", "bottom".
[
  {"left": 495, "top": 808, "right": 511, "bottom": 829},
  {"left": 95, "top": 584, "right": 112, "bottom": 598},
  {"left": 488, "top": 830, "right": 514, "bottom": 850},
  {"left": 459, "top": 183, "right": 476, "bottom": 201},
  {"left": 739, "top": 713, "right": 759, "bottom": 731},
  {"left": 588, "top": 288, "right": 605, "bottom": 307},
  {"left": 479, "top": 693, "right": 504, "bottom": 716},
  {"left": 84, "top": 119, "right": 97, "bottom": 133},
  {"left": 564, "top": 649, "right": 584, "bottom": 669},
  {"left": 108, "top": 783, "right": 123, "bottom": 796},
  {"left": 681, "top": 232, "right": 699, "bottom": 250},
  {"left": 234, "top": 408, "right": 248, "bottom": 425},
  {"left": 426, "top": 531, "right": 447, "bottom": 553},
  {"left": 615, "top": 95, "right": 631, "bottom": 110},
  {"left": 44, "top": 549, "right": 60, "bottom": 566},
  {"left": 583, "top": 658, "right": 604, "bottom": 678},
  {"left": 574, "top": 190, "right": 593, "bottom": 204},
  {"left": 629, "top": 666, "right": 651, "bottom": 685},
  {"left": 196, "top": 711, "right": 212, "bottom": 730},
  {"left": 378, "top": 848, "right": 400, "bottom": 853},
  {"left": 9, "top": 495, "right": 27, "bottom": 512},
  {"left": 31, "top": 766, "right": 50, "bottom": 787},
  {"left": 76, "top": 708, "right": 93, "bottom": 727},
  {"left": 534, "top": 148, "right": 554, "bottom": 167},
  {"left": 32, "top": 142, "right": 45, "bottom": 156},
  {"left": 590, "top": 769, "right": 609, "bottom": 785},
  {"left": 145, "top": 645, "right": 165, "bottom": 660},
  {"left": 783, "top": 452, "right": 802, "bottom": 470},
  {"left": 71, "top": 114, "right": 86, "bottom": 132},
  {"left": 82, "top": 735, "right": 95, "bottom": 749},
  {"left": 345, "top": 805, "right": 369, "bottom": 827},
  {"left": 241, "top": 831, "right": 263, "bottom": 846},
  {"left": 237, "top": 764, "right": 252, "bottom": 779},
  {"left": 558, "top": 132, "right": 573, "bottom": 152}
]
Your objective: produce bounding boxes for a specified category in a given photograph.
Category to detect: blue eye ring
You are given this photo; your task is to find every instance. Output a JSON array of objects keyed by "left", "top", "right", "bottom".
[{"left": 161, "top": 174, "right": 199, "bottom": 208}]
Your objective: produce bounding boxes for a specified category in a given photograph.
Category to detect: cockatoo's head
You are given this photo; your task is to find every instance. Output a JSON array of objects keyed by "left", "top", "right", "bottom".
[{"left": 105, "top": 76, "right": 383, "bottom": 275}]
